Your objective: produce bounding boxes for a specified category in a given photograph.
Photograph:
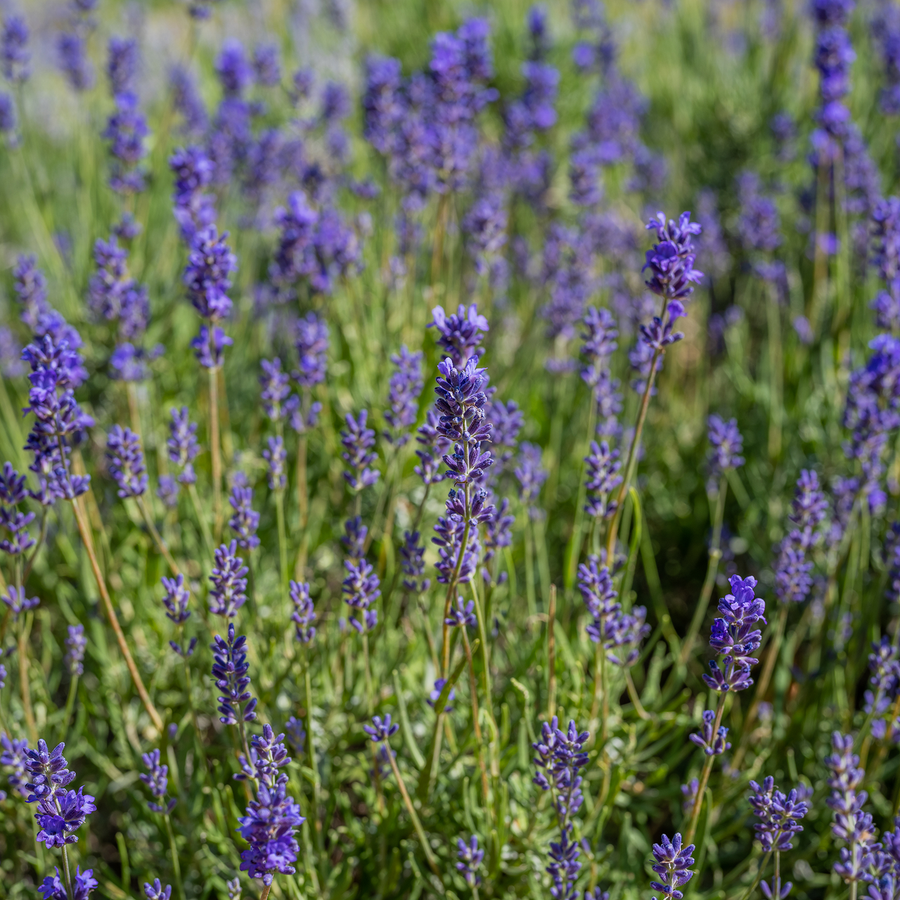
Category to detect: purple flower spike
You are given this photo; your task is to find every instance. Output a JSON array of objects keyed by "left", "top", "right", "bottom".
[
  {"left": 341, "top": 410, "right": 380, "bottom": 491},
  {"left": 144, "top": 880, "right": 172, "bottom": 900},
  {"left": 24, "top": 740, "right": 96, "bottom": 847},
  {"left": 209, "top": 540, "right": 249, "bottom": 618},
  {"left": 106, "top": 425, "right": 147, "bottom": 498},
  {"left": 748, "top": 776, "right": 809, "bottom": 853},
  {"left": 39, "top": 866, "right": 98, "bottom": 900},
  {"left": 228, "top": 480, "right": 260, "bottom": 550},
  {"left": 363, "top": 715, "right": 399, "bottom": 743},
  {"left": 263, "top": 436, "right": 287, "bottom": 491},
  {"left": 140, "top": 749, "right": 176, "bottom": 814},
  {"left": 2, "top": 584, "right": 39, "bottom": 619},
  {"left": 384, "top": 346, "right": 424, "bottom": 446},
  {"left": 211, "top": 623, "right": 257, "bottom": 725},
  {"left": 290, "top": 581, "right": 316, "bottom": 644},
  {"left": 161, "top": 574, "right": 191, "bottom": 626},
  {"left": 65, "top": 625, "right": 86, "bottom": 676},
  {"left": 649, "top": 833, "right": 695, "bottom": 900},
  {"left": 430, "top": 304, "right": 489, "bottom": 366},
  {"left": 237, "top": 777, "right": 303, "bottom": 885},
  {"left": 689, "top": 709, "right": 731, "bottom": 757},
  {"left": 457, "top": 834, "right": 484, "bottom": 887},
  {"left": 702, "top": 574, "right": 766, "bottom": 693},
  {"left": 707, "top": 415, "right": 745, "bottom": 477},
  {"left": 342, "top": 556, "right": 381, "bottom": 634}
]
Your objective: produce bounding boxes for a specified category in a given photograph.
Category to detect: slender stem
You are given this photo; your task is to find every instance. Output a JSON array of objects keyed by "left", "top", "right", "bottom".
[
  {"left": 386, "top": 746, "right": 443, "bottom": 882},
  {"left": 208, "top": 362, "right": 222, "bottom": 538},
  {"left": 441, "top": 517, "right": 472, "bottom": 678},
  {"left": 164, "top": 813, "right": 187, "bottom": 900},
  {"left": 680, "top": 477, "right": 728, "bottom": 665},
  {"left": 737, "top": 850, "right": 772, "bottom": 900},
  {"left": 276, "top": 487, "right": 288, "bottom": 593},
  {"left": 301, "top": 643, "right": 323, "bottom": 852},
  {"left": 59, "top": 675, "right": 79, "bottom": 743},
  {"left": 732, "top": 605, "right": 788, "bottom": 770},
  {"left": 589, "top": 642, "right": 603, "bottom": 725},
  {"left": 600, "top": 643, "right": 609, "bottom": 747},
  {"left": 71, "top": 497, "right": 164, "bottom": 731},
  {"left": 15, "top": 557, "right": 37, "bottom": 743},
  {"left": 137, "top": 496, "right": 180, "bottom": 575},
  {"left": 684, "top": 692, "right": 727, "bottom": 846},
  {"left": 605, "top": 346, "right": 664, "bottom": 560},
  {"left": 624, "top": 669, "right": 650, "bottom": 720},
  {"left": 188, "top": 482, "right": 216, "bottom": 560},
  {"left": 547, "top": 585, "right": 557, "bottom": 720},
  {"left": 461, "top": 628, "right": 490, "bottom": 807},
  {"left": 260, "top": 883, "right": 272, "bottom": 900},
  {"left": 23, "top": 509, "right": 48, "bottom": 582},
  {"left": 60, "top": 845, "right": 76, "bottom": 900}
]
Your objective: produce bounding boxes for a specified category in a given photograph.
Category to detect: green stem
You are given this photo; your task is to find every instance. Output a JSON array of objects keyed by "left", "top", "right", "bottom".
[
  {"left": 679, "top": 477, "right": 728, "bottom": 666},
  {"left": 605, "top": 342, "right": 664, "bottom": 560},
  {"left": 684, "top": 692, "right": 726, "bottom": 846},
  {"left": 386, "top": 744, "right": 444, "bottom": 884},
  {"left": 276, "top": 487, "right": 288, "bottom": 594},
  {"left": 164, "top": 813, "right": 186, "bottom": 900},
  {"left": 188, "top": 482, "right": 216, "bottom": 560},
  {"left": 59, "top": 675, "right": 79, "bottom": 744}
]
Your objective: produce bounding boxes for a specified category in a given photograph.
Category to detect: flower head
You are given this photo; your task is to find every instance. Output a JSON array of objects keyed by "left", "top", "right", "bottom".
[{"left": 211, "top": 624, "right": 257, "bottom": 725}]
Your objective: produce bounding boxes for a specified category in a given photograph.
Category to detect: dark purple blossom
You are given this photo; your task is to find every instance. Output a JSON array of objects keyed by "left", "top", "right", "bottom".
[
  {"left": 364, "top": 714, "right": 399, "bottom": 743},
  {"left": 161, "top": 574, "right": 191, "bottom": 626},
  {"left": 211, "top": 623, "right": 257, "bottom": 724},
  {"left": 106, "top": 36, "right": 137, "bottom": 95},
  {"left": 342, "top": 556, "right": 380, "bottom": 633},
  {"left": 237, "top": 778, "right": 303, "bottom": 885},
  {"left": 702, "top": 574, "right": 766, "bottom": 693},
  {"left": 24, "top": 740, "right": 96, "bottom": 847},
  {"left": 170, "top": 66, "right": 208, "bottom": 136},
  {"left": 143, "top": 880, "right": 172, "bottom": 900},
  {"left": 384, "top": 346, "right": 423, "bottom": 446},
  {"left": 263, "top": 437, "right": 287, "bottom": 491},
  {"left": 649, "top": 834, "right": 695, "bottom": 900},
  {"left": 690, "top": 709, "right": 731, "bottom": 757},
  {"left": 584, "top": 440, "right": 622, "bottom": 520},
  {"left": 457, "top": 835, "right": 484, "bottom": 887},
  {"left": 228, "top": 481, "right": 260, "bottom": 550},
  {"left": 260, "top": 359, "right": 291, "bottom": 423},
  {"left": 209, "top": 541, "right": 249, "bottom": 618},
  {"left": 106, "top": 425, "right": 147, "bottom": 498},
  {"left": 183, "top": 225, "right": 237, "bottom": 322},
  {"left": 216, "top": 40, "right": 252, "bottom": 97},
  {"left": 167, "top": 407, "right": 200, "bottom": 486},
  {"left": 38, "top": 866, "right": 97, "bottom": 900},
  {"left": 341, "top": 411, "right": 380, "bottom": 491},
  {"left": 140, "top": 749, "right": 176, "bottom": 814},
  {"left": 104, "top": 91, "right": 149, "bottom": 193},
  {"left": 430, "top": 304, "right": 489, "bottom": 366}
]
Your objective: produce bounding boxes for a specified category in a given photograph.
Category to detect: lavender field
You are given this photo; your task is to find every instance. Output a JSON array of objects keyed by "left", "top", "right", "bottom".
[{"left": 0, "top": 0, "right": 897, "bottom": 898}]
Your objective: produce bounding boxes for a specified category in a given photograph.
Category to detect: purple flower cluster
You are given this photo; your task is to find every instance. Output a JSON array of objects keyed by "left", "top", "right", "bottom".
[
  {"left": 748, "top": 776, "right": 809, "bottom": 856},
  {"left": 104, "top": 91, "right": 149, "bottom": 194},
  {"left": 702, "top": 574, "right": 766, "bottom": 693},
  {"left": 341, "top": 411, "right": 380, "bottom": 492},
  {"left": 22, "top": 327, "right": 93, "bottom": 504},
  {"left": 2, "top": 14, "right": 30, "bottom": 84},
  {"left": 532, "top": 717, "right": 591, "bottom": 900},
  {"left": 0, "top": 462, "right": 35, "bottom": 557},
  {"left": 65, "top": 624, "right": 87, "bottom": 676},
  {"left": 430, "top": 304, "right": 489, "bottom": 367},
  {"left": 736, "top": 171, "right": 784, "bottom": 282},
  {"left": 457, "top": 835, "right": 484, "bottom": 888},
  {"left": 342, "top": 551, "right": 381, "bottom": 634},
  {"left": 290, "top": 581, "right": 316, "bottom": 643},
  {"left": 707, "top": 415, "right": 745, "bottom": 481},
  {"left": 871, "top": 197, "right": 900, "bottom": 330},
  {"left": 649, "top": 834, "right": 695, "bottom": 900},
  {"left": 774, "top": 469, "right": 827, "bottom": 604},
  {"left": 579, "top": 556, "right": 649, "bottom": 666},
  {"left": 228, "top": 478, "right": 260, "bottom": 550},
  {"left": 209, "top": 541, "right": 249, "bottom": 618},
  {"left": 106, "top": 425, "right": 147, "bottom": 499},
  {"left": 584, "top": 440, "right": 622, "bottom": 520},
  {"left": 825, "top": 732, "right": 878, "bottom": 884},
  {"left": 384, "top": 346, "right": 423, "bottom": 446},
  {"left": 211, "top": 623, "right": 257, "bottom": 724},
  {"left": 140, "top": 749, "right": 176, "bottom": 814},
  {"left": 690, "top": 709, "right": 731, "bottom": 757},
  {"left": 24, "top": 739, "right": 97, "bottom": 847},
  {"left": 639, "top": 212, "right": 703, "bottom": 352},
  {"left": 39, "top": 867, "right": 98, "bottom": 900}
]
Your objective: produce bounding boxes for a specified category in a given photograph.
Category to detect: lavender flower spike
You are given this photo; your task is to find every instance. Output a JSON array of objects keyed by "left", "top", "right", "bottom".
[
  {"left": 649, "top": 833, "right": 695, "bottom": 900},
  {"left": 24, "top": 739, "right": 97, "bottom": 847},
  {"left": 140, "top": 749, "right": 176, "bottom": 814},
  {"left": 364, "top": 715, "right": 399, "bottom": 743},
  {"left": 211, "top": 623, "right": 257, "bottom": 724},
  {"left": 209, "top": 540, "right": 248, "bottom": 618},
  {"left": 106, "top": 425, "right": 147, "bottom": 498}
]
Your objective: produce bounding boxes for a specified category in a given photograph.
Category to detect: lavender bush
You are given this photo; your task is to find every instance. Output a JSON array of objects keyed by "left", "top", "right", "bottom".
[{"left": 1, "top": 0, "right": 900, "bottom": 898}]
